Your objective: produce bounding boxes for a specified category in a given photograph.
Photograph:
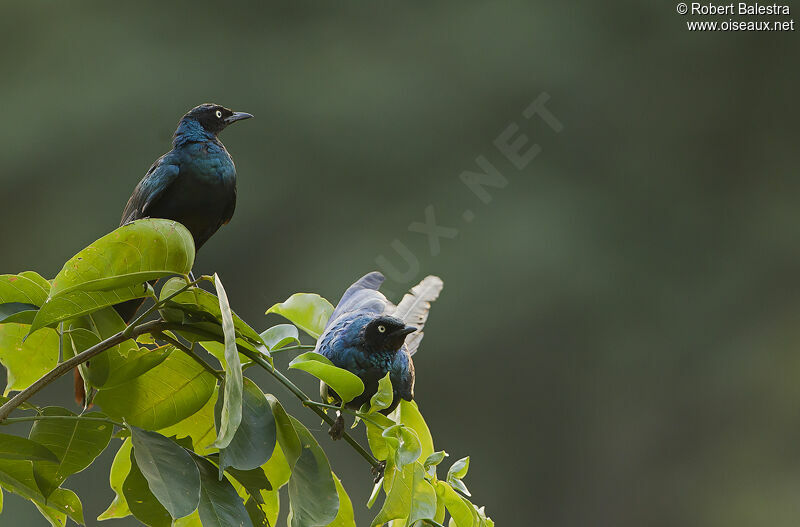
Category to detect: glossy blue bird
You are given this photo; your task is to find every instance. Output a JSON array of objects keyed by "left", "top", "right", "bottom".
[
  {"left": 112, "top": 103, "right": 252, "bottom": 322},
  {"left": 316, "top": 271, "right": 443, "bottom": 439},
  {"left": 76, "top": 103, "right": 252, "bottom": 405}
]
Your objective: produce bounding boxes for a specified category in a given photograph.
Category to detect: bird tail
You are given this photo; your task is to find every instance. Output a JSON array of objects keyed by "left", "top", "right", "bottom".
[{"left": 393, "top": 275, "right": 444, "bottom": 356}]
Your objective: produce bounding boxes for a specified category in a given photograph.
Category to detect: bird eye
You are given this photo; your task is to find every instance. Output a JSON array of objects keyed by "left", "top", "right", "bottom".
[
  {"left": 215, "top": 110, "right": 223, "bottom": 119},
  {"left": 377, "top": 325, "right": 386, "bottom": 333}
]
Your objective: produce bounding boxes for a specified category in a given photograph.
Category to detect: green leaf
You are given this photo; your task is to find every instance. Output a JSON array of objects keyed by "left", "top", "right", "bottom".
[
  {"left": 397, "top": 400, "right": 435, "bottom": 462},
  {"left": 194, "top": 456, "right": 253, "bottom": 527},
  {"left": 102, "top": 344, "right": 171, "bottom": 389},
  {"left": 262, "top": 443, "right": 292, "bottom": 491},
  {"left": 211, "top": 274, "right": 243, "bottom": 450},
  {"left": 288, "top": 352, "right": 364, "bottom": 403},
  {"left": 95, "top": 350, "right": 216, "bottom": 430},
  {"left": 29, "top": 407, "right": 113, "bottom": 498},
  {"left": 0, "top": 302, "right": 38, "bottom": 324},
  {"left": 66, "top": 306, "right": 141, "bottom": 389},
  {"left": 447, "top": 456, "right": 470, "bottom": 481},
  {"left": 49, "top": 219, "right": 194, "bottom": 297},
  {"left": 368, "top": 372, "right": 393, "bottom": 414},
  {"left": 327, "top": 474, "right": 356, "bottom": 527},
  {"left": 259, "top": 324, "right": 300, "bottom": 351},
  {"left": 424, "top": 451, "right": 449, "bottom": 472},
  {"left": 370, "top": 462, "right": 413, "bottom": 526},
  {"left": 382, "top": 424, "right": 422, "bottom": 469},
  {"left": 365, "top": 412, "right": 395, "bottom": 462},
  {"left": 265, "top": 293, "right": 334, "bottom": 339},
  {"left": 264, "top": 394, "right": 301, "bottom": 468},
  {"left": 30, "top": 284, "right": 148, "bottom": 333},
  {"left": 0, "top": 323, "right": 59, "bottom": 396},
  {"left": 217, "top": 378, "right": 276, "bottom": 472},
  {"left": 123, "top": 449, "right": 172, "bottom": 527},
  {"left": 157, "top": 387, "right": 218, "bottom": 454},
  {"left": 0, "top": 433, "right": 58, "bottom": 462},
  {"left": 130, "top": 426, "right": 201, "bottom": 520},
  {"left": 98, "top": 438, "right": 132, "bottom": 521},
  {"left": 35, "top": 488, "right": 85, "bottom": 527},
  {"left": 0, "top": 460, "right": 82, "bottom": 524},
  {"left": 286, "top": 417, "right": 339, "bottom": 527},
  {"left": 159, "top": 277, "right": 263, "bottom": 346},
  {"left": 0, "top": 273, "right": 50, "bottom": 306},
  {"left": 407, "top": 462, "right": 437, "bottom": 526},
  {"left": 436, "top": 481, "right": 474, "bottom": 527}
]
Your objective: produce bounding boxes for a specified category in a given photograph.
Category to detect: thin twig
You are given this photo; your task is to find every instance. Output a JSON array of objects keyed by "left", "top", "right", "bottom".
[{"left": 0, "top": 415, "right": 125, "bottom": 428}]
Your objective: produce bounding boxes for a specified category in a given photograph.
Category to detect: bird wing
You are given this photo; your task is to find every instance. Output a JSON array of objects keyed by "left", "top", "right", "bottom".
[
  {"left": 120, "top": 155, "right": 181, "bottom": 226},
  {"left": 325, "top": 271, "right": 391, "bottom": 330},
  {"left": 391, "top": 275, "right": 444, "bottom": 356}
]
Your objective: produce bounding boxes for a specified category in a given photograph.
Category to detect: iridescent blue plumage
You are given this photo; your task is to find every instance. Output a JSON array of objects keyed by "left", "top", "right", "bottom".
[
  {"left": 74, "top": 104, "right": 253, "bottom": 406},
  {"left": 315, "top": 271, "right": 443, "bottom": 424}
]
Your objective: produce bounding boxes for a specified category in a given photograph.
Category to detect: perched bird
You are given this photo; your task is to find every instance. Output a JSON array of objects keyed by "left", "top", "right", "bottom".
[
  {"left": 74, "top": 103, "right": 252, "bottom": 405},
  {"left": 316, "top": 271, "right": 443, "bottom": 438}
]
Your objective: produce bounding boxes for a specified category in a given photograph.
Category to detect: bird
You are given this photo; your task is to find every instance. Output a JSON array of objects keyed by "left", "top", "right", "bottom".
[
  {"left": 74, "top": 103, "right": 253, "bottom": 406},
  {"left": 315, "top": 271, "right": 443, "bottom": 439}
]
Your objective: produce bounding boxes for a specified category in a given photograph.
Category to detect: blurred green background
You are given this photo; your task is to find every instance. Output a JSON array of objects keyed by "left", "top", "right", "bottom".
[{"left": 2, "top": 1, "right": 800, "bottom": 525}]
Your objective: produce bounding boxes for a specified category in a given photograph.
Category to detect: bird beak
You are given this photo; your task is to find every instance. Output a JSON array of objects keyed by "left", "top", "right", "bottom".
[
  {"left": 224, "top": 112, "right": 253, "bottom": 124},
  {"left": 390, "top": 326, "right": 418, "bottom": 339}
]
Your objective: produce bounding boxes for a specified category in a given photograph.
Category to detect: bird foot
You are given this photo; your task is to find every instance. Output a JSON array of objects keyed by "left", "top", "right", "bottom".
[
  {"left": 372, "top": 461, "right": 386, "bottom": 483},
  {"left": 328, "top": 412, "right": 345, "bottom": 441}
]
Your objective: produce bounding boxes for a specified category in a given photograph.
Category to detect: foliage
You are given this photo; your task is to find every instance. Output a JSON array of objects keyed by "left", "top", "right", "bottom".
[{"left": 0, "top": 220, "right": 493, "bottom": 526}]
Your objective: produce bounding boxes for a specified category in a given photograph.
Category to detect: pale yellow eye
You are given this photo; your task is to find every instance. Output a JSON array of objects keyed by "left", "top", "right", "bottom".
[
  {"left": 215, "top": 110, "right": 223, "bottom": 118},
  {"left": 377, "top": 325, "right": 386, "bottom": 333}
]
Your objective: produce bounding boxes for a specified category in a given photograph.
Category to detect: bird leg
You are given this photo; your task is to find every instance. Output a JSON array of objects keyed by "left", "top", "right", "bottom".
[{"left": 328, "top": 409, "right": 345, "bottom": 440}]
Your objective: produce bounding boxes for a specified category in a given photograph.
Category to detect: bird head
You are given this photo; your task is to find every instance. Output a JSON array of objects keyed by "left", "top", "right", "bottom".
[
  {"left": 182, "top": 103, "right": 253, "bottom": 136},
  {"left": 362, "top": 315, "right": 417, "bottom": 353}
]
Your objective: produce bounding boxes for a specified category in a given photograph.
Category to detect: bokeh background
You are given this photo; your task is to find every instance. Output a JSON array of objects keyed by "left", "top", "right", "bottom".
[{"left": 2, "top": 2, "right": 800, "bottom": 526}]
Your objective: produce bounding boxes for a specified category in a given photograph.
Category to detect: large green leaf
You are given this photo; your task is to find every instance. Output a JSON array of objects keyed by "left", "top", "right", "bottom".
[
  {"left": 98, "top": 438, "right": 132, "bottom": 521},
  {"left": 396, "top": 400, "right": 435, "bottom": 462},
  {"left": 328, "top": 474, "right": 356, "bottom": 527},
  {"left": 194, "top": 456, "right": 253, "bottom": 527},
  {"left": 217, "top": 378, "right": 276, "bottom": 472},
  {"left": 446, "top": 456, "right": 471, "bottom": 497},
  {"left": 288, "top": 352, "right": 364, "bottom": 403},
  {"left": 265, "top": 394, "right": 301, "bottom": 468},
  {"left": 286, "top": 417, "right": 338, "bottom": 527},
  {"left": 211, "top": 274, "right": 243, "bottom": 450},
  {"left": 0, "top": 323, "right": 59, "bottom": 395},
  {"left": 29, "top": 407, "right": 113, "bottom": 498},
  {"left": 265, "top": 293, "right": 333, "bottom": 339},
  {"left": 0, "top": 433, "right": 58, "bottom": 462},
  {"left": 123, "top": 450, "right": 172, "bottom": 527},
  {"left": 0, "top": 302, "right": 38, "bottom": 324},
  {"left": 49, "top": 219, "right": 194, "bottom": 297},
  {"left": 34, "top": 488, "right": 85, "bottom": 527},
  {"left": 102, "top": 344, "right": 172, "bottom": 389},
  {"left": 365, "top": 412, "right": 395, "bottom": 462},
  {"left": 160, "top": 277, "right": 263, "bottom": 346},
  {"left": 130, "top": 427, "right": 201, "bottom": 520},
  {"left": 30, "top": 284, "right": 148, "bottom": 333},
  {"left": 157, "top": 387, "right": 218, "bottom": 454},
  {"left": 0, "top": 459, "right": 84, "bottom": 524},
  {"left": 370, "top": 462, "right": 413, "bottom": 526},
  {"left": 94, "top": 351, "right": 216, "bottom": 430},
  {"left": 436, "top": 481, "right": 474, "bottom": 527},
  {"left": 259, "top": 324, "right": 300, "bottom": 351},
  {"left": 0, "top": 273, "right": 50, "bottom": 306}
]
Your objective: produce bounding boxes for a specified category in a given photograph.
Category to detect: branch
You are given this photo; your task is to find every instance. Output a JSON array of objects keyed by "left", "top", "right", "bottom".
[{"left": 0, "top": 319, "right": 170, "bottom": 422}]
